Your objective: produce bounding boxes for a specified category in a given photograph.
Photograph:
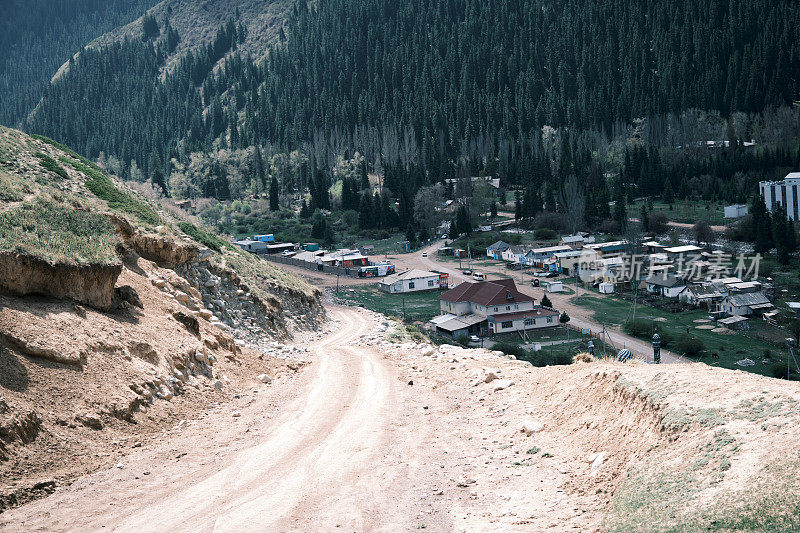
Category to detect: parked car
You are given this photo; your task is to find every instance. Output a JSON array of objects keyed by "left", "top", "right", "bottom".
[
  {"left": 545, "top": 271, "right": 558, "bottom": 278},
  {"left": 472, "top": 272, "right": 486, "bottom": 281},
  {"left": 469, "top": 335, "right": 481, "bottom": 344},
  {"left": 421, "top": 251, "right": 428, "bottom": 257},
  {"left": 463, "top": 269, "right": 473, "bottom": 275}
]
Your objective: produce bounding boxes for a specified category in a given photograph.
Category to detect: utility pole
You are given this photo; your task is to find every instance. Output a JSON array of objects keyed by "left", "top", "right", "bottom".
[
  {"left": 403, "top": 297, "right": 406, "bottom": 322},
  {"left": 336, "top": 273, "right": 340, "bottom": 294}
]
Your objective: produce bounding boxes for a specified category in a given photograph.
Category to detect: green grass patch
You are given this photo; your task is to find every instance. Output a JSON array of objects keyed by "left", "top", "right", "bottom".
[
  {"left": 605, "top": 445, "right": 800, "bottom": 532},
  {"left": 178, "top": 221, "right": 234, "bottom": 253},
  {"left": 30, "top": 134, "right": 102, "bottom": 171},
  {"left": 339, "top": 285, "right": 442, "bottom": 322},
  {"left": 63, "top": 159, "right": 160, "bottom": 226},
  {"left": 34, "top": 152, "right": 68, "bottom": 180},
  {"left": 571, "top": 294, "right": 786, "bottom": 376},
  {"left": 0, "top": 198, "right": 119, "bottom": 264},
  {"left": 631, "top": 198, "right": 726, "bottom": 226}
]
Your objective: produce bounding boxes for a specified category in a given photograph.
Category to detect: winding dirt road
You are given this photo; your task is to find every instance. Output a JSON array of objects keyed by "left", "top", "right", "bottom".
[
  {"left": 2, "top": 306, "right": 619, "bottom": 531},
  {"left": 1, "top": 308, "right": 458, "bottom": 531}
]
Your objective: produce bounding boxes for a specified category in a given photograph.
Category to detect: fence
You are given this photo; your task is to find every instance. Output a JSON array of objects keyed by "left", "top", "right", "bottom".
[{"left": 259, "top": 253, "right": 362, "bottom": 278}]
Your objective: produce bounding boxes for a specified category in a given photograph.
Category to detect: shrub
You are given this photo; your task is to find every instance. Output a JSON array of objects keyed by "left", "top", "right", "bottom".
[
  {"left": 649, "top": 212, "right": 670, "bottom": 234},
  {"left": 676, "top": 336, "right": 705, "bottom": 357},
  {"left": 455, "top": 333, "right": 471, "bottom": 347},
  {"left": 64, "top": 159, "right": 160, "bottom": 225},
  {"left": 534, "top": 227, "right": 557, "bottom": 240},
  {"left": 177, "top": 221, "right": 232, "bottom": 253},
  {"left": 623, "top": 319, "right": 653, "bottom": 338},
  {"left": 491, "top": 341, "right": 529, "bottom": 359},
  {"left": 519, "top": 347, "right": 573, "bottom": 367},
  {"left": 533, "top": 211, "right": 567, "bottom": 232},
  {"left": 35, "top": 152, "right": 68, "bottom": 180},
  {"left": 623, "top": 319, "right": 674, "bottom": 347}
]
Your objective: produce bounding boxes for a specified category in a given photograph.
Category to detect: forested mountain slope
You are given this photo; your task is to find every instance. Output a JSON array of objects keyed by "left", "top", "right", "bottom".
[
  {"left": 8, "top": 0, "right": 800, "bottom": 221},
  {"left": 84, "top": 0, "right": 291, "bottom": 72},
  {"left": 0, "top": 0, "right": 157, "bottom": 128}
]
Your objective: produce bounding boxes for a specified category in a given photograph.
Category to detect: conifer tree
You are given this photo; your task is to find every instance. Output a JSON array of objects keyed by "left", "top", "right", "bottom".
[{"left": 269, "top": 176, "right": 279, "bottom": 211}]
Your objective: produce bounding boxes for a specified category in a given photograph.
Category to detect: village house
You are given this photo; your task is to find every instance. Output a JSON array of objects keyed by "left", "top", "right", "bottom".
[
  {"left": 559, "top": 234, "right": 586, "bottom": 249},
  {"left": 554, "top": 249, "right": 598, "bottom": 276},
  {"left": 432, "top": 279, "right": 558, "bottom": 337},
  {"left": 584, "top": 240, "right": 628, "bottom": 258},
  {"left": 318, "top": 249, "right": 369, "bottom": 267},
  {"left": 501, "top": 245, "right": 528, "bottom": 264},
  {"left": 578, "top": 256, "right": 625, "bottom": 285},
  {"left": 522, "top": 245, "right": 571, "bottom": 267},
  {"left": 643, "top": 241, "right": 666, "bottom": 255},
  {"left": 680, "top": 283, "right": 726, "bottom": 308},
  {"left": 378, "top": 269, "right": 445, "bottom": 293},
  {"left": 724, "top": 204, "right": 748, "bottom": 219},
  {"left": 233, "top": 238, "right": 268, "bottom": 253},
  {"left": 717, "top": 292, "right": 774, "bottom": 317},
  {"left": 486, "top": 240, "right": 511, "bottom": 259},
  {"left": 663, "top": 244, "right": 703, "bottom": 262},
  {"left": 645, "top": 273, "right": 687, "bottom": 298}
]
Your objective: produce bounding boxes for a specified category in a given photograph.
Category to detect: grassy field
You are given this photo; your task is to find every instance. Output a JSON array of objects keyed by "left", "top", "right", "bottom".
[
  {"left": 0, "top": 198, "right": 120, "bottom": 265},
  {"left": 631, "top": 198, "right": 727, "bottom": 226},
  {"left": 337, "top": 285, "right": 443, "bottom": 322},
  {"left": 571, "top": 293, "right": 786, "bottom": 376}
]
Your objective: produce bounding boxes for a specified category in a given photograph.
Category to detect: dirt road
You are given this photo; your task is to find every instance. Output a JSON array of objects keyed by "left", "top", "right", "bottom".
[
  {"left": 3, "top": 306, "right": 616, "bottom": 531},
  {"left": 1, "top": 308, "right": 447, "bottom": 531}
]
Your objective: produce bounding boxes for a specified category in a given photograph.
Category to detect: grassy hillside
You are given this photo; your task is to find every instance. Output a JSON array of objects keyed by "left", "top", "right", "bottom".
[{"left": 0, "top": 126, "right": 315, "bottom": 297}]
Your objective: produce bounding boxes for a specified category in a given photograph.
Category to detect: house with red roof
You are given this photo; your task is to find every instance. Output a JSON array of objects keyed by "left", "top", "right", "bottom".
[{"left": 431, "top": 279, "right": 559, "bottom": 337}]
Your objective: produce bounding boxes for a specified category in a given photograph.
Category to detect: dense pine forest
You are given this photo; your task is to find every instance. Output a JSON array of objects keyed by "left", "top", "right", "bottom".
[
  {"left": 5, "top": 0, "right": 800, "bottom": 235},
  {"left": 0, "top": 0, "right": 157, "bottom": 127}
]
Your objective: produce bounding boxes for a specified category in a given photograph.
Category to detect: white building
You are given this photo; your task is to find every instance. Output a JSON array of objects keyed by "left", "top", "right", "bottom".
[
  {"left": 759, "top": 172, "right": 800, "bottom": 220},
  {"left": 501, "top": 245, "right": 528, "bottom": 264},
  {"left": 723, "top": 204, "right": 748, "bottom": 219},
  {"left": 644, "top": 273, "right": 687, "bottom": 298},
  {"left": 378, "top": 269, "right": 443, "bottom": 293}
]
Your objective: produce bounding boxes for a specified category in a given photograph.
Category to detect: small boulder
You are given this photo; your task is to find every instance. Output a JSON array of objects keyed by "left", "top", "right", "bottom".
[
  {"left": 588, "top": 452, "right": 606, "bottom": 474},
  {"left": 75, "top": 413, "right": 103, "bottom": 430},
  {"left": 115, "top": 285, "right": 143, "bottom": 309},
  {"left": 173, "top": 311, "right": 200, "bottom": 337},
  {"left": 492, "top": 379, "right": 514, "bottom": 392},
  {"left": 257, "top": 374, "right": 272, "bottom": 384},
  {"left": 521, "top": 421, "right": 544, "bottom": 436}
]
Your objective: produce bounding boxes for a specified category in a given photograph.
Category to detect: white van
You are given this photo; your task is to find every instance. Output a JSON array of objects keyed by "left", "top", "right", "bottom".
[{"left": 472, "top": 272, "right": 486, "bottom": 281}]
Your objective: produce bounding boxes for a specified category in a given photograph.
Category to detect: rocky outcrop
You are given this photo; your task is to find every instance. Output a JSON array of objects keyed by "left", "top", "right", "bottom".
[
  {"left": 109, "top": 215, "right": 198, "bottom": 267},
  {"left": 0, "top": 401, "right": 42, "bottom": 462},
  {"left": 0, "top": 252, "right": 121, "bottom": 311}
]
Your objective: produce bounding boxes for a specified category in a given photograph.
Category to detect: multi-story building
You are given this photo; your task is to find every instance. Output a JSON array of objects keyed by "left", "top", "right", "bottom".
[
  {"left": 759, "top": 172, "right": 800, "bottom": 220},
  {"left": 431, "top": 279, "right": 558, "bottom": 337}
]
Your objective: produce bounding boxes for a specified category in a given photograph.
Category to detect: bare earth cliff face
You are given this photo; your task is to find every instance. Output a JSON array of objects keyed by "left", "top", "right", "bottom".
[
  {"left": 0, "top": 127, "right": 322, "bottom": 511},
  {"left": 0, "top": 252, "right": 122, "bottom": 311}
]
